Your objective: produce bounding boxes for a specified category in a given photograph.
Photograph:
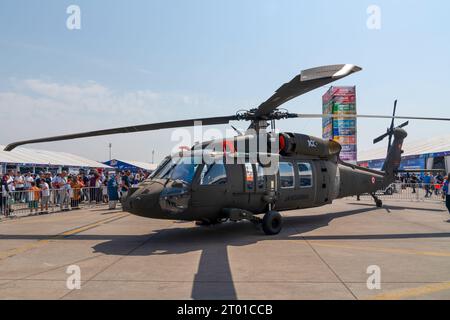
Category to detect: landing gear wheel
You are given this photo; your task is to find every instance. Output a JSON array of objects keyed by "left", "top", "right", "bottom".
[
  {"left": 375, "top": 199, "right": 383, "bottom": 208},
  {"left": 262, "top": 211, "right": 282, "bottom": 235}
]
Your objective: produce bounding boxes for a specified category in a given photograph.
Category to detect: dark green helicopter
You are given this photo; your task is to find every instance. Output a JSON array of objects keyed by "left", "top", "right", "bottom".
[{"left": 5, "top": 64, "right": 450, "bottom": 235}]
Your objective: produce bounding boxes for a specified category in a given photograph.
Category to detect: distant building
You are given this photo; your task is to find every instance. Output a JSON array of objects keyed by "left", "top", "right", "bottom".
[
  {"left": 358, "top": 135, "right": 450, "bottom": 173},
  {"left": 103, "top": 159, "right": 158, "bottom": 173},
  {"left": 0, "top": 145, "right": 111, "bottom": 174}
]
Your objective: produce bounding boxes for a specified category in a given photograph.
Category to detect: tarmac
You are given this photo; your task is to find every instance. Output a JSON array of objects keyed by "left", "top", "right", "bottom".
[{"left": 0, "top": 198, "right": 450, "bottom": 300}]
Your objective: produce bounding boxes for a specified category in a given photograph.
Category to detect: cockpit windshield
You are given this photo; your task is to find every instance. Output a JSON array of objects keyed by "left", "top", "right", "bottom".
[{"left": 153, "top": 156, "right": 200, "bottom": 184}]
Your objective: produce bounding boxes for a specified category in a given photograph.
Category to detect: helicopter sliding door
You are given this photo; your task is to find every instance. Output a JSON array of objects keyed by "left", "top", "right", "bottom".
[
  {"left": 296, "top": 161, "right": 316, "bottom": 208},
  {"left": 275, "top": 160, "right": 317, "bottom": 210},
  {"left": 276, "top": 161, "right": 297, "bottom": 210}
]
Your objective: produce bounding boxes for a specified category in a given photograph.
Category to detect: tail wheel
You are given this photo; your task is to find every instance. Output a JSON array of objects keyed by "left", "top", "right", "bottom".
[
  {"left": 262, "top": 211, "right": 283, "bottom": 235},
  {"left": 376, "top": 199, "right": 383, "bottom": 208}
]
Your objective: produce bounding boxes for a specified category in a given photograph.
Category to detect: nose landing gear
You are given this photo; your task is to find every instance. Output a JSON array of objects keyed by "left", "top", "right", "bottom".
[{"left": 261, "top": 211, "right": 283, "bottom": 235}]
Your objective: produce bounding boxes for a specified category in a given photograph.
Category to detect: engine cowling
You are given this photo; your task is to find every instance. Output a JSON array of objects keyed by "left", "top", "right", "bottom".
[{"left": 279, "top": 133, "right": 342, "bottom": 158}]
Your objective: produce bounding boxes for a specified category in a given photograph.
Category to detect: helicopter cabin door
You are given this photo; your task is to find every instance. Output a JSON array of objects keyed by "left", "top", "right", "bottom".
[{"left": 191, "top": 162, "right": 229, "bottom": 208}]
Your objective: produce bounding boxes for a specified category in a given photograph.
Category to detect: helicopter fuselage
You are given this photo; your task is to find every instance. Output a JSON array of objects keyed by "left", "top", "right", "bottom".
[{"left": 122, "top": 137, "right": 393, "bottom": 223}]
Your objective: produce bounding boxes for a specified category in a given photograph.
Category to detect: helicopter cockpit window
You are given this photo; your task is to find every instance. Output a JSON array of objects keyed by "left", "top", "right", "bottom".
[
  {"left": 200, "top": 163, "right": 227, "bottom": 185},
  {"left": 154, "top": 157, "right": 199, "bottom": 184},
  {"left": 153, "top": 159, "right": 174, "bottom": 180},
  {"left": 279, "top": 162, "right": 294, "bottom": 189},
  {"left": 298, "top": 162, "right": 313, "bottom": 188}
]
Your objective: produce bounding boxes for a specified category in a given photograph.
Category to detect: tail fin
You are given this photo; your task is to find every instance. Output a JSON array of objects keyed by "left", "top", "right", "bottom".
[{"left": 382, "top": 128, "right": 408, "bottom": 178}]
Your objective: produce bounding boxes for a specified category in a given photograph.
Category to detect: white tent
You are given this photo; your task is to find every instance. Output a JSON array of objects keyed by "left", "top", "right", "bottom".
[
  {"left": 0, "top": 145, "right": 111, "bottom": 170},
  {"left": 117, "top": 160, "right": 158, "bottom": 172}
]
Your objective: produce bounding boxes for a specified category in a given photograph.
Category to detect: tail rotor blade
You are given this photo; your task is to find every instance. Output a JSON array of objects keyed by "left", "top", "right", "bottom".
[
  {"left": 373, "top": 132, "right": 389, "bottom": 144},
  {"left": 398, "top": 121, "right": 409, "bottom": 128},
  {"left": 387, "top": 99, "right": 398, "bottom": 150}
]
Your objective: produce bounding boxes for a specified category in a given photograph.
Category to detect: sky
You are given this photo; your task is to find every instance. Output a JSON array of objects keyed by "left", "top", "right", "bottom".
[{"left": 0, "top": 0, "right": 449, "bottom": 164}]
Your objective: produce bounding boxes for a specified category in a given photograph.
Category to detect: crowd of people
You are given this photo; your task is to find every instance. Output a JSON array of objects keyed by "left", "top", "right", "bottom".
[
  {"left": 0, "top": 168, "right": 151, "bottom": 216},
  {"left": 397, "top": 172, "right": 449, "bottom": 198}
]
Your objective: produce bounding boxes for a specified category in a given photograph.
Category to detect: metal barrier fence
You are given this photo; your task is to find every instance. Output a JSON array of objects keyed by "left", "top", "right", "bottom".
[
  {"left": 1, "top": 187, "right": 118, "bottom": 218},
  {"left": 353, "top": 183, "right": 447, "bottom": 202}
]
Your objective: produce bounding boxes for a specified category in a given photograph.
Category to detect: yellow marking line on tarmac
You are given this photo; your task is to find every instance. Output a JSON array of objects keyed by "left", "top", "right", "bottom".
[
  {"left": 370, "top": 281, "right": 450, "bottom": 300},
  {"left": 309, "top": 241, "right": 450, "bottom": 257},
  {"left": 0, "top": 212, "right": 129, "bottom": 261}
]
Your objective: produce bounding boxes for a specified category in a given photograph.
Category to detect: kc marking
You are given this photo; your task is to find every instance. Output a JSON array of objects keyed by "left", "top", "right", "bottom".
[{"left": 307, "top": 139, "right": 318, "bottom": 148}]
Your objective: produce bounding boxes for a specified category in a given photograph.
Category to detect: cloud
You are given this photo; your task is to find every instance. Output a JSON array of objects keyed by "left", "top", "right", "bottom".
[
  {"left": 24, "top": 79, "right": 110, "bottom": 100},
  {"left": 0, "top": 78, "right": 214, "bottom": 121},
  {"left": 0, "top": 78, "right": 227, "bottom": 161}
]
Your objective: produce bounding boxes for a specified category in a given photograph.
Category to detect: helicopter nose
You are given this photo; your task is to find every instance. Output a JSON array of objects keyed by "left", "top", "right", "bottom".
[{"left": 122, "top": 184, "right": 166, "bottom": 219}]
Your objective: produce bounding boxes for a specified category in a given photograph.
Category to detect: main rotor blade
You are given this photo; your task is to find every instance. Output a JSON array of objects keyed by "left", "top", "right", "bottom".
[
  {"left": 4, "top": 115, "right": 238, "bottom": 151},
  {"left": 294, "top": 114, "right": 450, "bottom": 121},
  {"left": 255, "top": 64, "right": 362, "bottom": 117}
]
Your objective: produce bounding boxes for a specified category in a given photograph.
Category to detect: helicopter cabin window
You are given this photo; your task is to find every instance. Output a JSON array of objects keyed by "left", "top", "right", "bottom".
[
  {"left": 255, "top": 163, "right": 266, "bottom": 190},
  {"left": 298, "top": 162, "right": 313, "bottom": 188},
  {"left": 200, "top": 163, "right": 227, "bottom": 185},
  {"left": 279, "top": 162, "right": 294, "bottom": 189},
  {"left": 244, "top": 163, "right": 255, "bottom": 191}
]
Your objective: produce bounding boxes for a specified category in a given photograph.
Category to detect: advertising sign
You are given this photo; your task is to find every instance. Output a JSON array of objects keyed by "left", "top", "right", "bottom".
[{"left": 323, "top": 86, "right": 357, "bottom": 164}]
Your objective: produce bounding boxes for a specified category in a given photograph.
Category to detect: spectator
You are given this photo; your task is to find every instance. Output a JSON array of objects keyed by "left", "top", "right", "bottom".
[
  {"left": 24, "top": 172, "right": 34, "bottom": 202},
  {"left": 107, "top": 174, "right": 119, "bottom": 210},
  {"left": 1, "top": 173, "right": 10, "bottom": 216},
  {"left": 70, "top": 176, "right": 82, "bottom": 209},
  {"left": 424, "top": 173, "right": 433, "bottom": 198},
  {"left": 102, "top": 176, "right": 109, "bottom": 203},
  {"left": 52, "top": 173, "right": 63, "bottom": 205},
  {"left": 444, "top": 174, "right": 449, "bottom": 216},
  {"left": 60, "top": 172, "right": 71, "bottom": 211},
  {"left": 410, "top": 174, "right": 418, "bottom": 193},
  {"left": 14, "top": 172, "right": 25, "bottom": 202},
  {"left": 28, "top": 181, "right": 40, "bottom": 213},
  {"left": 40, "top": 178, "right": 50, "bottom": 213},
  {"left": 120, "top": 171, "right": 131, "bottom": 201}
]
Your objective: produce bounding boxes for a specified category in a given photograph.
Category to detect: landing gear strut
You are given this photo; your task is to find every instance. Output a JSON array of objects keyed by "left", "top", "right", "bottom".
[
  {"left": 221, "top": 208, "right": 283, "bottom": 235},
  {"left": 371, "top": 193, "right": 383, "bottom": 208}
]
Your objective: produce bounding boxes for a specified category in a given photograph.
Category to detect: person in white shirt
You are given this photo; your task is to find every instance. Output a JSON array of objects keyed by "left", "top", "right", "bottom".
[
  {"left": 24, "top": 172, "right": 34, "bottom": 202},
  {"left": 60, "top": 172, "right": 71, "bottom": 211},
  {"left": 7, "top": 175, "right": 15, "bottom": 193},
  {"left": 14, "top": 173, "right": 25, "bottom": 202},
  {"left": 40, "top": 181, "right": 50, "bottom": 213}
]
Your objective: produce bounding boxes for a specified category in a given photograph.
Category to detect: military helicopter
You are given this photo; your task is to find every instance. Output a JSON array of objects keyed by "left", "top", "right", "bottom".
[{"left": 4, "top": 64, "right": 450, "bottom": 235}]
